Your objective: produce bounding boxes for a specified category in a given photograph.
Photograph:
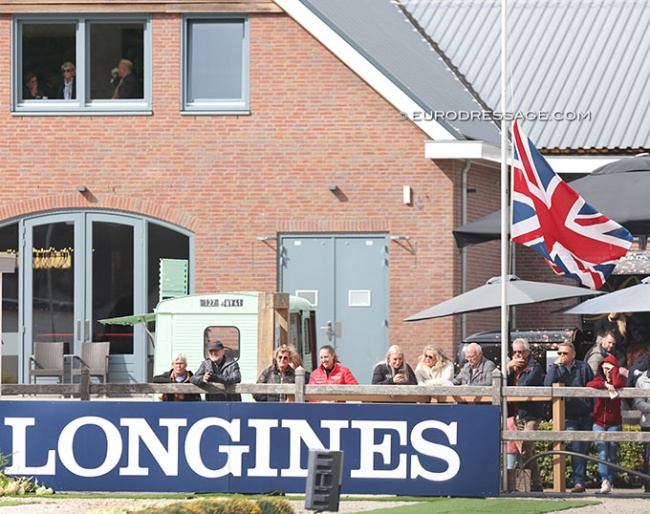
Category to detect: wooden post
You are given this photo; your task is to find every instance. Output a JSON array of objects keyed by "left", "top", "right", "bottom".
[
  {"left": 257, "top": 292, "right": 290, "bottom": 376},
  {"left": 551, "top": 383, "right": 566, "bottom": 492},
  {"left": 295, "top": 366, "right": 305, "bottom": 403},
  {"left": 80, "top": 366, "right": 90, "bottom": 401}
]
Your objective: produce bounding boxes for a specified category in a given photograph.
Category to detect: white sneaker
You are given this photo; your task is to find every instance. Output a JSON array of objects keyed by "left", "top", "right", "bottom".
[{"left": 600, "top": 479, "right": 612, "bottom": 494}]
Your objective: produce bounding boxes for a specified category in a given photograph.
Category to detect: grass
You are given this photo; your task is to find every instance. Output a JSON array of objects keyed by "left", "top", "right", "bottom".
[
  {"left": 359, "top": 498, "right": 595, "bottom": 514},
  {"left": 0, "top": 493, "right": 598, "bottom": 514}
]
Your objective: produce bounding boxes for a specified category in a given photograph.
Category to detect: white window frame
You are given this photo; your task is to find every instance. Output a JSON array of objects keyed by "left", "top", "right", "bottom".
[
  {"left": 12, "top": 14, "right": 152, "bottom": 115},
  {"left": 181, "top": 15, "right": 250, "bottom": 115}
]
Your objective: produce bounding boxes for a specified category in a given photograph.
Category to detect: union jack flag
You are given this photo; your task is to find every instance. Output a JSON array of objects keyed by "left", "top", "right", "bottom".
[{"left": 511, "top": 121, "right": 632, "bottom": 289}]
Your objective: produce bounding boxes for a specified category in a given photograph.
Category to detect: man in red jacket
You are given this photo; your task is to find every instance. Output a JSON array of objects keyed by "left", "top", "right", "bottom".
[{"left": 587, "top": 354, "right": 626, "bottom": 494}]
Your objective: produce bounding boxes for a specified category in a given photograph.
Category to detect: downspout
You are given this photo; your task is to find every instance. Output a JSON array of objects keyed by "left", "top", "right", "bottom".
[{"left": 460, "top": 159, "right": 472, "bottom": 341}]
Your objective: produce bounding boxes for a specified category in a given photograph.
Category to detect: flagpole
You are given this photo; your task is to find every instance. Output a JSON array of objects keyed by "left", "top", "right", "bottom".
[{"left": 500, "top": 0, "right": 510, "bottom": 493}]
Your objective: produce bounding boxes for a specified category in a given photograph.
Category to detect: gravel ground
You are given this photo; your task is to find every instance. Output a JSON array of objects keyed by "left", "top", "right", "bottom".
[{"left": 0, "top": 492, "right": 648, "bottom": 514}]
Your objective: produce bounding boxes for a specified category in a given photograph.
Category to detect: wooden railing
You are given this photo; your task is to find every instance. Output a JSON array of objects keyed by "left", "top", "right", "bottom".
[{"left": 5, "top": 367, "right": 650, "bottom": 493}]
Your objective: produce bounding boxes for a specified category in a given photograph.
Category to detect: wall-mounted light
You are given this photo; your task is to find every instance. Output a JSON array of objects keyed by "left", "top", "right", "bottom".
[
  {"left": 390, "top": 235, "right": 410, "bottom": 241},
  {"left": 327, "top": 185, "right": 338, "bottom": 192},
  {"left": 256, "top": 236, "right": 275, "bottom": 241},
  {"left": 403, "top": 186, "right": 412, "bottom": 205},
  {"left": 76, "top": 185, "right": 88, "bottom": 193}
]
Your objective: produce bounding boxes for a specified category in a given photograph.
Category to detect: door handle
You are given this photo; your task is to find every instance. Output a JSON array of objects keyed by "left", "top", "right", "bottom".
[
  {"left": 85, "top": 320, "right": 90, "bottom": 342},
  {"left": 76, "top": 320, "right": 81, "bottom": 341},
  {"left": 319, "top": 321, "right": 333, "bottom": 341}
]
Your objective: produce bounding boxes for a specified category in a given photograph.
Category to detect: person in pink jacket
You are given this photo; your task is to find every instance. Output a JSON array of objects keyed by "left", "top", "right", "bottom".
[
  {"left": 587, "top": 354, "right": 626, "bottom": 494},
  {"left": 308, "top": 345, "right": 358, "bottom": 398}
]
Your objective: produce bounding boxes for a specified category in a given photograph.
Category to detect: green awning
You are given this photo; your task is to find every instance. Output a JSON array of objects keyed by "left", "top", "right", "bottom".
[{"left": 98, "top": 313, "right": 156, "bottom": 326}]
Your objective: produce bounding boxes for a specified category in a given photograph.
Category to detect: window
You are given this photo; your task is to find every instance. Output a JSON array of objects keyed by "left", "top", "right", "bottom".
[
  {"left": 182, "top": 16, "right": 250, "bottom": 113},
  {"left": 13, "top": 15, "right": 151, "bottom": 114},
  {"left": 203, "top": 326, "right": 241, "bottom": 361}
]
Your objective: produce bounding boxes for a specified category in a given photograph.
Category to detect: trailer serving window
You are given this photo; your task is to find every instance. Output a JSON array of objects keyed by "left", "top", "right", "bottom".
[{"left": 203, "top": 326, "right": 240, "bottom": 361}]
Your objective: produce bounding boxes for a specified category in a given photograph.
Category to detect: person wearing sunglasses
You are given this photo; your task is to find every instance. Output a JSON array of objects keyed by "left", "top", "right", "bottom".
[
  {"left": 508, "top": 337, "right": 544, "bottom": 492},
  {"left": 415, "top": 345, "right": 454, "bottom": 386},
  {"left": 544, "top": 342, "right": 594, "bottom": 493},
  {"left": 57, "top": 62, "right": 76, "bottom": 100},
  {"left": 253, "top": 344, "right": 296, "bottom": 402}
]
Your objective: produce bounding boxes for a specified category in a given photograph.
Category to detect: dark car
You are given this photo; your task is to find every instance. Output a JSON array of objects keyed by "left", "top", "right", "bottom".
[{"left": 456, "top": 327, "right": 586, "bottom": 373}]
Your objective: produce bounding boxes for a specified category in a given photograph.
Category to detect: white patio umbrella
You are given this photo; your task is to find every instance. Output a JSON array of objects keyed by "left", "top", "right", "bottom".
[
  {"left": 404, "top": 275, "right": 603, "bottom": 321},
  {"left": 562, "top": 277, "right": 650, "bottom": 315}
]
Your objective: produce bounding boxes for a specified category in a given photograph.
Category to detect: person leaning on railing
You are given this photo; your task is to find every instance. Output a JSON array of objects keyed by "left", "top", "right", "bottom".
[
  {"left": 190, "top": 340, "right": 242, "bottom": 402},
  {"left": 588, "top": 354, "right": 626, "bottom": 494},
  {"left": 253, "top": 344, "right": 296, "bottom": 402},
  {"left": 371, "top": 344, "right": 417, "bottom": 385},
  {"left": 452, "top": 342, "right": 495, "bottom": 386},
  {"left": 308, "top": 345, "right": 358, "bottom": 403},
  {"left": 544, "top": 341, "right": 594, "bottom": 493},
  {"left": 415, "top": 345, "right": 454, "bottom": 386},
  {"left": 153, "top": 352, "right": 201, "bottom": 402},
  {"left": 508, "top": 337, "right": 544, "bottom": 492}
]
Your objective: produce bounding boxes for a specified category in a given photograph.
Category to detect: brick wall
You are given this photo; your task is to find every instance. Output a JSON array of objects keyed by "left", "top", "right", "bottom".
[{"left": 0, "top": 12, "right": 508, "bottom": 369}]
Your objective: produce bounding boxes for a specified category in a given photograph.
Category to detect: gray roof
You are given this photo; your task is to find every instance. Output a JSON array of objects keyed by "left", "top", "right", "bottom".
[
  {"left": 401, "top": 0, "right": 650, "bottom": 152},
  {"left": 302, "top": 0, "right": 501, "bottom": 145},
  {"left": 301, "top": 0, "right": 650, "bottom": 152}
]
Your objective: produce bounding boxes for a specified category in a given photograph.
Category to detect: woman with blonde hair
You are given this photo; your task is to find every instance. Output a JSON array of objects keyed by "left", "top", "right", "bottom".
[
  {"left": 254, "top": 344, "right": 297, "bottom": 402},
  {"left": 372, "top": 345, "right": 417, "bottom": 385},
  {"left": 415, "top": 345, "right": 455, "bottom": 385}
]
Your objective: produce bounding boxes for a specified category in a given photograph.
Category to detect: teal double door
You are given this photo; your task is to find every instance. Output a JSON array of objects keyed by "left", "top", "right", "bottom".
[
  {"left": 21, "top": 212, "right": 147, "bottom": 383},
  {"left": 279, "top": 234, "right": 389, "bottom": 384}
]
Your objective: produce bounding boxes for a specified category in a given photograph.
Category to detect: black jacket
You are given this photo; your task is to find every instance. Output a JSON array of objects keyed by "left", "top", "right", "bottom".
[
  {"left": 191, "top": 355, "right": 242, "bottom": 401},
  {"left": 508, "top": 356, "right": 544, "bottom": 420},
  {"left": 254, "top": 364, "right": 295, "bottom": 402},
  {"left": 371, "top": 362, "right": 417, "bottom": 385}
]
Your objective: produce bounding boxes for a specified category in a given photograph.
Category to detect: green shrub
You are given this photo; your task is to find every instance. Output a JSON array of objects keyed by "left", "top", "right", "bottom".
[
  {"left": 256, "top": 498, "right": 294, "bottom": 514},
  {"left": 534, "top": 422, "right": 645, "bottom": 489},
  {"left": 130, "top": 498, "right": 265, "bottom": 514},
  {"left": 0, "top": 451, "right": 53, "bottom": 496}
]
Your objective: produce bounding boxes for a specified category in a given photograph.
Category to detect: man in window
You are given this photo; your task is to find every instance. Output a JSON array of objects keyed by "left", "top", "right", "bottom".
[
  {"left": 57, "top": 62, "right": 76, "bottom": 100},
  {"left": 111, "top": 59, "right": 142, "bottom": 99},
  {"left": 23, "top": 71, "right": 44, "bottom": 100}
]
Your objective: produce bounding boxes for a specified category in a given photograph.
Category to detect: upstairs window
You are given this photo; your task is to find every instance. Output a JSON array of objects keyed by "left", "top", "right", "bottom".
[
  {"left": 14, "top": 15, "right": 151, "bottom": 114},
  {"left": 182, "top": 16, "right": 250, "bottom": 114}
]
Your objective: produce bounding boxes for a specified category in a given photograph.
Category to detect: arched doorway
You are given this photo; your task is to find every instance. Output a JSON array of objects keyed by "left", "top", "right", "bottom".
[{"left": 0, "top": 210, "right": 193, "bottom": 384}]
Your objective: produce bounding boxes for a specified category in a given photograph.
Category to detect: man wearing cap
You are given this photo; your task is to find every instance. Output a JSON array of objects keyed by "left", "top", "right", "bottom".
[{"left": 190, "top": 340, "right": 242, "bottom": 401}]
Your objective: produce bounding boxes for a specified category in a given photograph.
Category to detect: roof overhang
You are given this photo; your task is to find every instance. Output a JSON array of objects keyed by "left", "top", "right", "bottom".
[
  {"left": 425, "top": 140, "right": 501, "bottom": 165},
  {"left": 426, "top": 140, "right": 627, "bottom": 174},
  {"left": 275, "top": 0, "right": 460, "bottom": 142}
]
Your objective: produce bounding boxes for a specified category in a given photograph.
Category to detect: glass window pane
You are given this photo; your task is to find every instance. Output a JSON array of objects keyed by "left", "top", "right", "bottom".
[
  {"left": 93, "top": 222, "right": 134, "bottom": 355},
  {"left": 0, "top": 224, "right": 19, "bottom": 382},
  {"left": 21, "top": 23, "right": 76, "bottom": 101},
  {"left": 90, "top": 22, "right": 144, "bottom": 100},
  {"left": 32, "top": 223, "right": 75, "bottom": 353},
  {"left": 188, "top": 20, "right": 244, "bottom": 101},
  {"left": 147, "top": 224, "right": 190, "bottom": 312}
]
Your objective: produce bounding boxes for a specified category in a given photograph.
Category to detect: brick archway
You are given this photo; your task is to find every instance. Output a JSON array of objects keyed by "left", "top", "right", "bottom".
[{"left": 0, "top": 194, "right": 199, "bottom": 232}]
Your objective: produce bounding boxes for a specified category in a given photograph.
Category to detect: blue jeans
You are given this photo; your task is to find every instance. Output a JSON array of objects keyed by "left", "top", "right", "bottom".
[
  {"left": 566, "top": 415, "right": 592, "bottom": 487},
  {"left": 643, "top": 427, "right": 650, "bottom": 492},
  {"left": 593, "top": 423, "right": 621, "bottom": 484}
]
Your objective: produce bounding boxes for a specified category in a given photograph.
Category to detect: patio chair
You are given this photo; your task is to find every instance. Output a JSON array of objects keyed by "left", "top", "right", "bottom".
[
  {"left": 72, "top": 342, "right": 110, "bottom": 383},
  {"left": 28, "top": 342, "right": 65, "bottom": 384}
]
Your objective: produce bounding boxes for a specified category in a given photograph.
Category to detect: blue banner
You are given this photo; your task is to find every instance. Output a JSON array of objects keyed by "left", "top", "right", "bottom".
[{"left": 0, "top": 402, "right": 499, "bottom": 497}]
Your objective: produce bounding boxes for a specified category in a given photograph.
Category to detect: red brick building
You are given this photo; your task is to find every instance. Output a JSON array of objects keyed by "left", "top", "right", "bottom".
[{"left": 0, "top": 0, "right": 591, "bottom": 384}]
